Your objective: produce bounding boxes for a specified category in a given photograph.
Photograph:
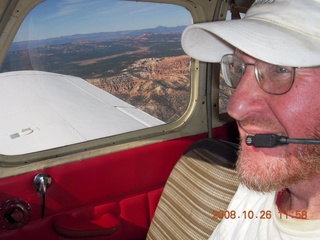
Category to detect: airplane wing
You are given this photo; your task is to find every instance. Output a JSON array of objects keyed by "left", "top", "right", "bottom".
[{"left": 0, "top": 70, "right": 164, "bottom": 155}]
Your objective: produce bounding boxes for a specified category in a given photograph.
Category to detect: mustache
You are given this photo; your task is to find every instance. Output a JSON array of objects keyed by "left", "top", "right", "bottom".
[
  {"left": 240, "top": 118, "right": 320, "bottom": 138},
  {"left": 238, "top": 118, "right": 278, "bottom": 130}
]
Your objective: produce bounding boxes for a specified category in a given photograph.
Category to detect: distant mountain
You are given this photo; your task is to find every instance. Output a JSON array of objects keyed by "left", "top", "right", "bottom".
[{"left": 10, "top": 25, "right": 187, "bottom": 51}]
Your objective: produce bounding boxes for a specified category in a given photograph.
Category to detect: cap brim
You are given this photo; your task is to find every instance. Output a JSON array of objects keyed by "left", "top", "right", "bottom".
[{"left": 182, "top": 19, "right": 320, "bottom": 67}]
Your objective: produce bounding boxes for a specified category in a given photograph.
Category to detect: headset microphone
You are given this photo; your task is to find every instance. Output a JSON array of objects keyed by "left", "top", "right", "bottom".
[{"left": 246, "top": 134, "right": 320, "bottom": 148}]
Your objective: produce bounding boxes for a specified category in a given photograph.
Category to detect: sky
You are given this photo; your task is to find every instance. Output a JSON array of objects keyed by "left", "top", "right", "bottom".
[{"left": 14, "top": 0, "right": 192, "bottom": 42}]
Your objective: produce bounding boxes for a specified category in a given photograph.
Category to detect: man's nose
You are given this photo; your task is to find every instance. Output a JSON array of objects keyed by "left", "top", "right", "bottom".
[{"left": 227, "top": 67, "right": 267, "bottom": 121}]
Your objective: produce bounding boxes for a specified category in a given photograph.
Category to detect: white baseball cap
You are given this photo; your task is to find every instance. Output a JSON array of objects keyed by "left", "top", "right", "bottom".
[{"left": 181, "top": 0, "right": 320, "bottom": 67}]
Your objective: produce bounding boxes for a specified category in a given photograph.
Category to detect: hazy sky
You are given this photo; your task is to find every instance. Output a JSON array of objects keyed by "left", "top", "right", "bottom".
[{"left": 14, "top": 0, "right": 192, "bottom": 42}]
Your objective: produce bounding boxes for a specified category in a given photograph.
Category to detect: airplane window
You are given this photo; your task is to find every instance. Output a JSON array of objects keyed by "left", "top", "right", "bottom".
[
  {"left": 0, "top": 0, "right": 191, "bottom": 155},
  {"left": 219, "top": 76, "right": 235, "bottom": 114}
]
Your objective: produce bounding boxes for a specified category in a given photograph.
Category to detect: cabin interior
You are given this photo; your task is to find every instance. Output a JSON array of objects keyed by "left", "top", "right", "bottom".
[{"left": 0, "top": 0, "right": 254, "bottom": 239}]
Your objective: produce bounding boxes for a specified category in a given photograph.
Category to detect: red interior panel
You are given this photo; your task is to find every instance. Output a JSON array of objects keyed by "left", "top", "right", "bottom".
[{"left": 0, "top": 123, "right": 237, "bottom": 239}]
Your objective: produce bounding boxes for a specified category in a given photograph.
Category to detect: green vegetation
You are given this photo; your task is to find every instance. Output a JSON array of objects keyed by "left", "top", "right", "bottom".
[{"left": 2, "top": 32, "right": 185, "bottom": 79}]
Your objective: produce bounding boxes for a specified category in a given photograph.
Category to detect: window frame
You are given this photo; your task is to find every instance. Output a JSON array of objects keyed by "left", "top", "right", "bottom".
[{"left": 0, "top": 0, "right": 212, "bottom": 170}]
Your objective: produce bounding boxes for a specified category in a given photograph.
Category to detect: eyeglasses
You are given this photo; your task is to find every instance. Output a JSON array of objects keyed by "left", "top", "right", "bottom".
[{"left": 220, "top": 54, "right": 296, "bottom": 95}]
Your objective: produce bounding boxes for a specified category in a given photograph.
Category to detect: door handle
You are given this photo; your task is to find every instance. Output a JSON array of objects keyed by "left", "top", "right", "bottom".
[{"left": 34, "top": 173, "right": 52, "bottom": 219}]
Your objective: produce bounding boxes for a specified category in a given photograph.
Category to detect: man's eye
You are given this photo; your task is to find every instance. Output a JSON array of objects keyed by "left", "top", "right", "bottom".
[{"left": 276, "top": 66, "right": 289, "bottom": 73}]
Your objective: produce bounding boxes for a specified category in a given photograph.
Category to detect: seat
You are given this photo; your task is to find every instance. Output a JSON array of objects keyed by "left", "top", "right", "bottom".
[{"left": 146, "top": 138, "right": 240, "bottom": 240}]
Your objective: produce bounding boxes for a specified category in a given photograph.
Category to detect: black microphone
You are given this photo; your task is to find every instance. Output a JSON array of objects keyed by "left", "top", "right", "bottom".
[{"left": 246, "top": 134, "right": 320, "bottom": 148}]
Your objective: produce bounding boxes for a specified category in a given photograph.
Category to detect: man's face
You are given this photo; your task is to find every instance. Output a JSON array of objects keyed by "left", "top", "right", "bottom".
[{"left": 227, "top": 51, "right": 320, "bottom": 192}]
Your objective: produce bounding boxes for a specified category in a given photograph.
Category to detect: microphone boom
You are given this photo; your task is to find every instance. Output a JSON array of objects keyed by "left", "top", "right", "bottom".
[{"left": 246, "top": 134, "right": 320, "bottom": 148}]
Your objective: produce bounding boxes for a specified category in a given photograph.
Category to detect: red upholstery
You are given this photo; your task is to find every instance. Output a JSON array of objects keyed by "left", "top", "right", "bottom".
[
  {"left": 0, "top": 123, "right": 237, "bottom": 239},
  {"left": 53, "top": 213, "right": 119, "bottom": 238}
]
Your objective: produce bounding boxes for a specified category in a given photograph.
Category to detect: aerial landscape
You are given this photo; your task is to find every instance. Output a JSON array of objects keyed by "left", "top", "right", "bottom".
[
  {"left": 2, "top": 25, "right": 230, "bottom": 123},
  {"left": 2, "top": 26, "right": 191, "bottom": 123}
]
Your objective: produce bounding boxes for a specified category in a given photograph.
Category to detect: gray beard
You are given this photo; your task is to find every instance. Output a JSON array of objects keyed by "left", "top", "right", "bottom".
[{"left": 236, "top": 142, "right": 320, "bottom": 192}]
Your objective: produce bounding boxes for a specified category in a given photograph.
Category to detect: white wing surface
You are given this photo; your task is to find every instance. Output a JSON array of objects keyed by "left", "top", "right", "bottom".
[{"left": 0, "top": 70, "right": 164, "bottom": 155}]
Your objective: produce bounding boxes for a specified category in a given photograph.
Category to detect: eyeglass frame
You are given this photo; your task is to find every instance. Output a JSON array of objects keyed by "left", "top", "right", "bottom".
[{"left": 220, "top": 54, "right": 299, "bottom": 95}]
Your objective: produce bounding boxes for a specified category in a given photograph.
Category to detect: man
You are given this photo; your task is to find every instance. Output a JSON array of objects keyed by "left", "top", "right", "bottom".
[{"left": 182, "top": 0, "right": 320, "bottom": 239}]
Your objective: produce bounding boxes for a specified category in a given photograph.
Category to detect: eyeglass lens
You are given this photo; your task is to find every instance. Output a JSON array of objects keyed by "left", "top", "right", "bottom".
[{"left": 221, "top": 54, "right": 294, "bottom": 95}]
